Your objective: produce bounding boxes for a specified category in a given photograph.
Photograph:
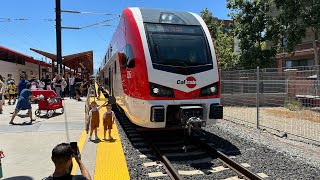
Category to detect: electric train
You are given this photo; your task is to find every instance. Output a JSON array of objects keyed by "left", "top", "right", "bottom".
[{"left": 97, "top": 7, "right": 223, "bottom": 128}]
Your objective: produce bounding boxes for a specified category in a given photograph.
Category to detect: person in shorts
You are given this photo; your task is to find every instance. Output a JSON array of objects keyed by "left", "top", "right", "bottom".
[
  {"left": 103, "top": 104, "right": 115, "bottom": 140},
  {"left": 88, "top": 101, "right": 107, "bottom": 141},
  {"left": 7, "top": 81, "right": 16, "bottom": 105},
  {"left": 9, "top": 82, "right": 35, "bottom": 124}
]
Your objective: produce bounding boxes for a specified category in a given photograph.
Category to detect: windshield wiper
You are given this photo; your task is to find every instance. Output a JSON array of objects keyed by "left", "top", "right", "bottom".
[
  {"left": 168, "top": 59, "right": 188, "bottom": 68},
  {"left": 152, "top": 38, "right": 167, "bottom": 64}
]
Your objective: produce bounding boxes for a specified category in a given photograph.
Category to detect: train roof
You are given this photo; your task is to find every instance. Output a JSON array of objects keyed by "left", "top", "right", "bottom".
[{"left": 133, "top": 7, "right": 201, "bottom": 26}]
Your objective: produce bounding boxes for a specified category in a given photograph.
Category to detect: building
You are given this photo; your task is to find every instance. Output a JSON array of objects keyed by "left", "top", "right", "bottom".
[
  {"left": 0, "top": 46, "right": 51, "bottom": 82},
  {"left": 276, "top": 29, "right": 320, "bottom": 69}
]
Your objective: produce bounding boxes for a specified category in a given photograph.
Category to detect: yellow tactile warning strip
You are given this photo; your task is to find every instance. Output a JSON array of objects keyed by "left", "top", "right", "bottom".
[
  {"left": 93, "top": 85, "right": 130, "bottom": 180},
  {"left": 71, "top": 131, "right": 87, "bottom": 175}
]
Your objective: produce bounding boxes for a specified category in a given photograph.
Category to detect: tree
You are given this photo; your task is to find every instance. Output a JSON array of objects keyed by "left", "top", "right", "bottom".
[
  {"left": 215, "top": 22, "right": 239, "bottom": 69},
  {"left": 274, "top": 0, "right": 319, "bottom": 79},
  {"left": 200, "top": 9, "right": 239, "bottom": 69},
  {"left": 200, "top": 8, "right": 218, "bottom": 39},
  {"left": 227, "top": 0, "right": 282, "bottom": 69}
]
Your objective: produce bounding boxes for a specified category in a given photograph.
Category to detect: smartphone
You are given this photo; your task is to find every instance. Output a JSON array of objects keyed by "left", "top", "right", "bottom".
[{"left": 70, "top": 142, "right": 78, "bottom": 155}]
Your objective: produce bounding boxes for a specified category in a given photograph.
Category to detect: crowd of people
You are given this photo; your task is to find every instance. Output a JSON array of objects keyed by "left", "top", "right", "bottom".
[
  {"left": 1, "top": 72, "right": 106, "bottom": 179},
  {"left": 0, "top": 72, "right": 90, "bottom": 115}
]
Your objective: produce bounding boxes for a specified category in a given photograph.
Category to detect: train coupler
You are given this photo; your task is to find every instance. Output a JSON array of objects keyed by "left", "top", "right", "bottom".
[{"left": 180, "top": 106, "right": 205, "bottom": 129}]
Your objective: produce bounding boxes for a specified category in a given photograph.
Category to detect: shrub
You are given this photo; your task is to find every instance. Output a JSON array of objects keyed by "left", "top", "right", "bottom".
[{"left": 284, "top": 99, "right": 303, "bottom": 111}]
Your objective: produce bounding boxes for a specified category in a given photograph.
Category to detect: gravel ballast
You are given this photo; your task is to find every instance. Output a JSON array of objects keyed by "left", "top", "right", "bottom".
[
  {"left": 114, "top": 106, "right": 319, "bottom": 179},
  {"left": 203, "top": 119, "right": 320, "bottom": 179}
]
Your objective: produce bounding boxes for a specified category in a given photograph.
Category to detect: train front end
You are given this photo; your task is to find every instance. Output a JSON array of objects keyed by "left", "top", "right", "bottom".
[{"left": 124, "top": 8, "right": 223, "bottom": 128}]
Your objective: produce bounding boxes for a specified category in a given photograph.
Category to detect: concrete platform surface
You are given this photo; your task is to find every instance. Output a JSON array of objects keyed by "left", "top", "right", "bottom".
[{"left": 0, "top": 98, "right": 87, "bottom": 179}]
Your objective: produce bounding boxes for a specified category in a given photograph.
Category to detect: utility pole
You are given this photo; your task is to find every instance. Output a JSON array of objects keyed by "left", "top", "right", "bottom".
[{"left": 55, "top": 0, "right": 62, "bottom": 75}]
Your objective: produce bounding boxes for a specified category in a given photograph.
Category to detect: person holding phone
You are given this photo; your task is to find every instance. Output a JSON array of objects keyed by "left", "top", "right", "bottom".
[{"left": 43, "top": 143, "right": 92, "bottom": 180}]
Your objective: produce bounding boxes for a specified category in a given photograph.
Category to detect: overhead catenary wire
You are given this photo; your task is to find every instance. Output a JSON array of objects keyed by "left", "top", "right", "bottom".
[
  {"left": 61, "top": 9, "right": 118, "bottom": 16},
  {"left": 63, "top": 15, "right": 120, "bottom": 30}
]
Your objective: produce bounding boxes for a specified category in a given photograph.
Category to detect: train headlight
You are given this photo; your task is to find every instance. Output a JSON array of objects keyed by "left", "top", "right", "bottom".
[
  {"left": 210, "top": 86, "right": 216, "bottom": 93},
  {"left": 153, "top": 88, "right": 159, "bottom": 94},
  {"left": 159, "top": 12, "right": 185, "bottom": 24},
  {"left": 200, "top": 83, "right": 218, "bottom": 97},
  {"left": 150, "top": 82, "right": 175, "bottom": 97}
]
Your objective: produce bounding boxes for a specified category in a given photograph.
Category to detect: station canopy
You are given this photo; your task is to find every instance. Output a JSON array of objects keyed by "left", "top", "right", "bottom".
[
  {"left": 30, "top": 48, "right": 93, "bottom": 74},
  {"left": 0, "top": 46, "right": 50, "bottom": 67}
]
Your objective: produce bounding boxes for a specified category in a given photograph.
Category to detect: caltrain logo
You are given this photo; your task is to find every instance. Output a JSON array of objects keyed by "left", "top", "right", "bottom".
[{"left": 177, "top": 76, "right": 197, "bottom": 88}]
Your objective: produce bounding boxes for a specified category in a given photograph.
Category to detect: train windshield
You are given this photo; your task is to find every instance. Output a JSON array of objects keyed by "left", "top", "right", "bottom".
[{"left": 145, "top": 23, "right": 212, "bottom": 67}]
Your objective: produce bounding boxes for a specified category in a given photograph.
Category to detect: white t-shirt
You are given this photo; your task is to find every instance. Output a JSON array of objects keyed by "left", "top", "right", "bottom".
[
  {"left": 69, "top": 77, "right": 75, "bottom": 85},
  {"left": 103, "top": 111, "right": 115, "bottom": 119},
  {"left": 89, "top": 106, "right": 102, "bottom": 117}
]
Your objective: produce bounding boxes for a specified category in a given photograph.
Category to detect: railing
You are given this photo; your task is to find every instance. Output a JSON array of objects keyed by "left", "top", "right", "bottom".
[{"left": 221, "top": 65, "right": 320, "bottom": 144}]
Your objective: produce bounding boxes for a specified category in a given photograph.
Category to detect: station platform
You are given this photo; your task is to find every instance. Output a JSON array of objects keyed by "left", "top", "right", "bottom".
[{"left": 0, "top": 87, "right": 130, "bottom": 179}]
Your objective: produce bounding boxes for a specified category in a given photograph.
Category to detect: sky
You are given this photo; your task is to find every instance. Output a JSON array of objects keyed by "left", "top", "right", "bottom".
[{"left": 0, "top": 0, "right": 231, "bottom": 71}]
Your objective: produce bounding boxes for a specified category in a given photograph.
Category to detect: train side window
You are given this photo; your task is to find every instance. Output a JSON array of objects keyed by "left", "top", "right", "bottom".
[
  {"left": 121, "top": 44, "right": 135, "bottom": 68},
  {"left": 121, "top": 47, "right": 128, "bottom": 68},
  {"left": 126, "top": 45, "right": 135, "bottom": 68},
  {"left": 114, "top": 61, "right": 117, "bottom": 74},
  {"left": 105, "top": 78, "right": 109, "bottom": 85}
]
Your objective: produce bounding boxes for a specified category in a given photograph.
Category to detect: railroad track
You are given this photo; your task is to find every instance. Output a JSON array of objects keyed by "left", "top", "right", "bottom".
[{"left": 101, "top": 91, "right": 264, "bottom": 179}]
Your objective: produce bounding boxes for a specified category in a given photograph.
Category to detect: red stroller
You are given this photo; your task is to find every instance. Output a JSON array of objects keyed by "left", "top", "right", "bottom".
[{"left": 32, "top": 90, "right": 64, "bottom": 118}]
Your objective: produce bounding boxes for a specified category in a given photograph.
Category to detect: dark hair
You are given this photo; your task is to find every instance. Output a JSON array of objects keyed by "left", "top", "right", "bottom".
[
  {"left": 26, "top": 82, "right": 31, "bottom": 89},
  {"left": 51, "top": 143, "right": 73, "bottom": 165}
]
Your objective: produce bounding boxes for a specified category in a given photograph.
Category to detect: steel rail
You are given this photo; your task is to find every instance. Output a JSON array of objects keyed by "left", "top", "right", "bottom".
[
  {"left": 190, "top": 135, "right": 263, "bottom": 180},
  {"left": 141, "top": 132, "right": 183, "bottom": 180}
]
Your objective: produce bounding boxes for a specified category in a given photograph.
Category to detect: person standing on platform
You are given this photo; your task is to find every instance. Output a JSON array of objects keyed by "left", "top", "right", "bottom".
[
  {"left": 30, "top": 76, "right": 39, "bottom": 90},
  {"left": 6, "top": 74, "right": 15, "bottom": 86},
  {"left": 74, "top": 75, "right": 82, "bottom": 101},
  {"left": 61, "top": 76, "right": 67, "bottom": 98},
  {"left": 103, "top": 104, "right": 115, "bottom": 140},
  {"left": 0, "top": 75, "right": 5, "bottom": 106},
  {"left": 39, "top": 78, "right": 45, "bottom": 90},
  {"left": 43, "top": 75, "right": 52, "bottom": 90},
  {"left": 69, "top": 73, "right": 75, "bottom": 99},
  {"left": 17, "top": 73, "right": 28, "bottom": 96},
  {"left": 53, "top": 75, "right": 62, "bottom": 97},
  {"left": 7, "top": 81, "right": 17, "bottom": 105},
  {"left": 0, "top": 80, "right": 4, "bottom": 114},
  {"left": 88, "top": 101, "right": 107, "bottom": 141},
  {"left": 9, "top": 82, "right": 35, "bottom": 124}
]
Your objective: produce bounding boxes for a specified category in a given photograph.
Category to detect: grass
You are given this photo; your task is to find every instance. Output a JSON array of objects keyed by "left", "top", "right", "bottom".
[{"left": 263, "top": 107, "right": 320, "bottom": 123}]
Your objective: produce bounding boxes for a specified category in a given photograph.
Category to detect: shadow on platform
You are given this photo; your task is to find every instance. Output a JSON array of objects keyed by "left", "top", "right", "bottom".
[{"left": 9, "top": 121, "right": 32, "bottom": 126}]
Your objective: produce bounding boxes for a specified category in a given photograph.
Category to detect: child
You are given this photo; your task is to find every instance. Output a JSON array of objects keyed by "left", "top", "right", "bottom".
[
  {"left": 7, "top": 81, "right": 16, "bottom": 105},
  {"left": 103, "top": 104, "right": 115, "bottom": 140},
  {"left": 88, "top": 101, "right": 107, "bottom": 141}
]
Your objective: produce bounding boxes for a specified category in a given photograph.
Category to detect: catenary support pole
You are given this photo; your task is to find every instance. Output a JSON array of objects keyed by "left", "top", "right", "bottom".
[
  {"left": 55, "top": 0, "right": 62, "bottom": 75},
  {"left": 256, "top": 67, "right": 260, "bottom": 129}
]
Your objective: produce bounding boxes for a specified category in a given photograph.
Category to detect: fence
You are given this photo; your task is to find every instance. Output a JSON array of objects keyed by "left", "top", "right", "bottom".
[{"left": 220, "top": 65, "right": 320, "bottom": 144}]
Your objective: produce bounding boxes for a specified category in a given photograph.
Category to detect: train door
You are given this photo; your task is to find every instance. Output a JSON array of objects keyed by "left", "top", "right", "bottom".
[{"left": 108, "top": 67, "right": 113, "bottom": 96}]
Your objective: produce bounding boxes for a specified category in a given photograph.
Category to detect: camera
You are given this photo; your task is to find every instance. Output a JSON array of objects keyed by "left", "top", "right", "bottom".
[{"left": 70, "top": 142, "right": 78, "bottom": 156}]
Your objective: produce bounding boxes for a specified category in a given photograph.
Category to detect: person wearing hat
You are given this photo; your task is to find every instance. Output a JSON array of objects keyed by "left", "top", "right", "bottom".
[{"left": 103, "top": 104, "right": 115, "bottom": 140}]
